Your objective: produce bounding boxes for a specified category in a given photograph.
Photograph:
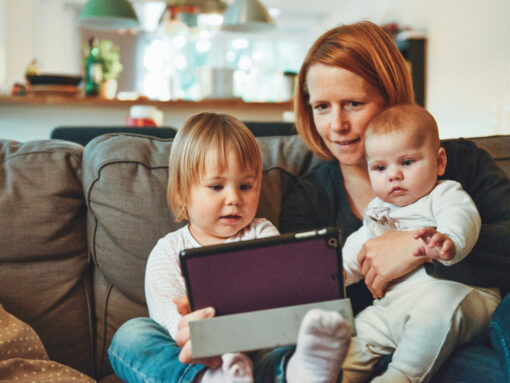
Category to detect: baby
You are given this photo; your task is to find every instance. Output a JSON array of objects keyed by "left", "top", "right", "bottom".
[{"left": 340, "top": 104, "right": 501, "bottom": 382}]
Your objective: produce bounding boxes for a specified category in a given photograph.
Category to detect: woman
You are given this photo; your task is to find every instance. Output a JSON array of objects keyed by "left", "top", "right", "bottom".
[
  {"left": 281, "top": 20, "right": 510, "bottom": 301},
  {"left": 109, "top": 21, "right": 510, "bottom": 383},
  {"left": 279, "top": 20, "right": 510, "bottom": 381}
]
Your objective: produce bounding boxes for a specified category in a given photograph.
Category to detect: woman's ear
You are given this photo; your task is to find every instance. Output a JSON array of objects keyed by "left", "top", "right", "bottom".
[{"left": 437, "top": 147, "right": 447, "bottom": 176}]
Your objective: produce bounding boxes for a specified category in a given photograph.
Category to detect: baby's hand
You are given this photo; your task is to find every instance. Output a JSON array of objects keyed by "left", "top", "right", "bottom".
[{"left": 413, "top": 227, "right": 456, "bottom": 261}]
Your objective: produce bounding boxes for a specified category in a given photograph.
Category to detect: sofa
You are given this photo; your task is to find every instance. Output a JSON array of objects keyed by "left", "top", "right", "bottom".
[{"left": 0, "top": 131, "right": 509, "bottom": 383}]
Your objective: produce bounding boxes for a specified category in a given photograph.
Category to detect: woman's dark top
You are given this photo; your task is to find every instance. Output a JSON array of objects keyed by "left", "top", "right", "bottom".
[{"left": 279, "top": 138, "right": 510, "bottom": 313}]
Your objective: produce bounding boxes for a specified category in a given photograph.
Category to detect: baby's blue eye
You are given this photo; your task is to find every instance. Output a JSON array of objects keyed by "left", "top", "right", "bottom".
[{"left": 402, "top": 159, "right": 414, "bottom": 166}]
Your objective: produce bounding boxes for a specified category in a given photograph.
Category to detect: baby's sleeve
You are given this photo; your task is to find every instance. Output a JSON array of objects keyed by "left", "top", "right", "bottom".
[
  {"left": 432, "top": 181, "right": 482, "bottom": 265},
  {"left": 342, "top": 226, "right": 368, "bottom": 286}
]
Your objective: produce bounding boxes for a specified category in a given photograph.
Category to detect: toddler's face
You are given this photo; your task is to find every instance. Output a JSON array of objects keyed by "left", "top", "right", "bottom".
[
  {"left": 365, "top": 130, "right": 446, "bottom": 207},
  {"left": 187, "top": 148, "right": 260, "bottom": 245}
]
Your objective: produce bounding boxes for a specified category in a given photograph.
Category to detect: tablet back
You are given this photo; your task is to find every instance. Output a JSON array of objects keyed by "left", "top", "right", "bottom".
[{"left": 180, "top": 227, "right": 343, "bottom": 316}]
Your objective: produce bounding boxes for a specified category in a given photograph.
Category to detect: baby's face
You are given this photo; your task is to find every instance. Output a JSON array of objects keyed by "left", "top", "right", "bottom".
[{"left": 365, "top": 130, "right": 445, "bottom": 207}]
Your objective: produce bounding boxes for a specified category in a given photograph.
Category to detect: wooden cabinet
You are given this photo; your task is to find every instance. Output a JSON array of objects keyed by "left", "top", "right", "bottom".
[{"left": 397, "top": 35, "right": 426, "bottom": 107}]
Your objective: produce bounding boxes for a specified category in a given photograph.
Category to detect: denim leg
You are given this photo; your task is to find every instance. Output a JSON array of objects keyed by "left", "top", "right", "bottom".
[
  {"left": 251, "top": 346, "right": 295, "bottom": 383},
  {"left": 489, "top": 293, "right": 510, "bottom": 380},
  {"left": 431, "top": 344, "right": 505, "bottom": 383},
  {"left": 108, "top": 317, "right": 206, "bottom": 383}
]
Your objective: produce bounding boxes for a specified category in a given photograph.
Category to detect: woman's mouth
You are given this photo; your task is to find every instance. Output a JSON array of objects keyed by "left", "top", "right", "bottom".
[{"left": 332, "top": 137, "right": 360, "bottom": 147}]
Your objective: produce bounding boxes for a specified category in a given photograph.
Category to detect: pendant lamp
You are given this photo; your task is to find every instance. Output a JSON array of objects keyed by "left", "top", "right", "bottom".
[
  {"left": 79, "top": 0, "right": 140, "bottom": 30},
  {"left": 221, "top": 0, "right": 274, "bottom": 32}
]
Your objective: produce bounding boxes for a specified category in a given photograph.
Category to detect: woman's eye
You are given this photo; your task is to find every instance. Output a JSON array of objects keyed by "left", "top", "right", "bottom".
[
  {"left": 313, "top": 103, "right": 328, "bottom": 112},
  {"left": 345, "top": 101, "right": 363, "bottom": 110}
]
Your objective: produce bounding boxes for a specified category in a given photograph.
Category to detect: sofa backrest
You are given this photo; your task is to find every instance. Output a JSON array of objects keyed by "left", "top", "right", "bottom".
[
  {"left": 467, "top": 135, "right": 510, "bottom": 177},
  {"left": 0, "top": 139, "right": 94, "bottom": 376}
]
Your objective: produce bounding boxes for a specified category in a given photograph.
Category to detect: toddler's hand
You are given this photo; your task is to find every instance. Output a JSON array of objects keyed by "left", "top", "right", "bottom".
[
  {"left": 175, "top": 305, "right": 221, "bottom": 368},
  {"left": 173, "top": 296, "right": 191, "bottom": 316},
  {"left": 413, "top": 227, "right": 456, "bottom": 261}
]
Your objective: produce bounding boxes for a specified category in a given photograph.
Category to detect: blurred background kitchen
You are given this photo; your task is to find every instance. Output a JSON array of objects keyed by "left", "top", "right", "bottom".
[{"left": 1, "top": 0, "right": 509, "bottom": 142}]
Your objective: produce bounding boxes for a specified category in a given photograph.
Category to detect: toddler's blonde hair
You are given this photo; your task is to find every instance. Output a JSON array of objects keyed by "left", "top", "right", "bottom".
[{"left": 167, "top": 112, "right": 262, "bottom": 222}]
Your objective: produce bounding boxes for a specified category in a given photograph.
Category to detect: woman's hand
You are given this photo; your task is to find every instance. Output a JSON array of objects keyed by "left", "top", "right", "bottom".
[
  {"left": 357, "top": 230, "right": 427, "bottom": 298},
  {"left": 173, "top": 296, "right": 222, "bottom": 368}
]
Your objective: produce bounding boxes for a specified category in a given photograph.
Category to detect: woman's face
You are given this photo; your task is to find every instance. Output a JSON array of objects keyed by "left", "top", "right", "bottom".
[{"left": 307, "top": 63, "right": 386, "bottom": 166}]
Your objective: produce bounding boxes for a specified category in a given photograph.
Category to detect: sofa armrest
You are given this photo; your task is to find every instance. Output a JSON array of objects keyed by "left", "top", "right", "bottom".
[{"left": 490, "top": 292, "right": 510, "bottom": 380}]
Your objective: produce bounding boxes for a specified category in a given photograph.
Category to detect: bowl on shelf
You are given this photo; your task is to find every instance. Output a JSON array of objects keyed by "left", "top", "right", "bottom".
[{"left": 26, "top": 74, "right": 83, "bottom": 87}]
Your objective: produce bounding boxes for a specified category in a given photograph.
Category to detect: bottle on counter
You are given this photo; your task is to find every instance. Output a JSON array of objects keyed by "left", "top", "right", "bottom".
[{"left": 85, "top": 37, "right": 103, "bottom": 96}]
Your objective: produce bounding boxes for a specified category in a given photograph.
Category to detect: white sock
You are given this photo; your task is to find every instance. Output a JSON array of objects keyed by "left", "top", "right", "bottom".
[
  {"left": 199, "top": 353, "right": 254, "bottom": 383},
  {"left": 286, "top": 309, "right": 351, "bottom": 383}
]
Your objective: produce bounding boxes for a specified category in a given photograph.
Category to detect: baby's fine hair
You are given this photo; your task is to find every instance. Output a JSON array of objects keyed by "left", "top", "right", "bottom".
[
  {"left": 366, "top": 104, "right": 441, "bottom": 149},
  {"left": 167, "top": 112, "right": 262, "bottom": 222}
]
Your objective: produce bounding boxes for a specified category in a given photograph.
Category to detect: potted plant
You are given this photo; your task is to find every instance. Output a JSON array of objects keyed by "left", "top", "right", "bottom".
[{"left": 84, "top": 39, "right": 123, "bottom": 99}]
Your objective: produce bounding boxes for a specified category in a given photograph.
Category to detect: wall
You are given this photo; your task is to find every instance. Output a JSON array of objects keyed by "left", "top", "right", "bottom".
[
  {"left": 319, "top": 0, "right": 510, "bottom": 138},
  {"left": 1, "top": 0, "right": 510, "bottom": 140}
]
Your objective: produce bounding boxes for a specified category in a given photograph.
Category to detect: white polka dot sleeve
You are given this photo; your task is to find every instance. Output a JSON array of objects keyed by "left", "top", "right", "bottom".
[{"left": 145, "top": 230, "right": 190, "bottom": 339}]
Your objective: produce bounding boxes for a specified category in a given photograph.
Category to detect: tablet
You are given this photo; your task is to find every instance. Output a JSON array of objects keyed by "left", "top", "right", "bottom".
[{"left": 180, "top": 227, "right": 343, "bottom": 316}]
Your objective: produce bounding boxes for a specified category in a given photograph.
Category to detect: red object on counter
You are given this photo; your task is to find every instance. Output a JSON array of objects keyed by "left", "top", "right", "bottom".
[{"left": 126, "top": 117, "right": 158, "bottom": 127}]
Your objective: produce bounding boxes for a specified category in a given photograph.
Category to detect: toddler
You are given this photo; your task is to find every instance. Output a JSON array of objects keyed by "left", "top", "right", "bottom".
[
  {"left": 340, "top": 104, "right": 501, "bottom": 382},
  {"left": 144, "top": 112, "right": 351, "bottom": 383}
]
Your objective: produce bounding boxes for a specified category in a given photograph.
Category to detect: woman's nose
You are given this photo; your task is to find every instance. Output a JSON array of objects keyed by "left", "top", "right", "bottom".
[{"left": 331, "top": 108, "right": 349, "bottom": 133}]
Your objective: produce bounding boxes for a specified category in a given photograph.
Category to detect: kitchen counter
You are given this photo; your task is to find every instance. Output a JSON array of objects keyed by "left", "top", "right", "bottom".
[{"left": 0, "top": 95, "right": 293, "bottom": 142}]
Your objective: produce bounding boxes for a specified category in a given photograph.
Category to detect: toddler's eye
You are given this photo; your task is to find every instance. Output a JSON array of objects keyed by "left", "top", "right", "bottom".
[
  {"left": 208, "top": 185, "right": 223, "bottom": 191},
  {"left": 402, "top": 159, "right": 414, "bottom": 166},
  {"left": 240, "top": 184, "right": 253, "bottom": 191},
  {"left": 374, "top": 165, "right": 385, "bottom": 172}
]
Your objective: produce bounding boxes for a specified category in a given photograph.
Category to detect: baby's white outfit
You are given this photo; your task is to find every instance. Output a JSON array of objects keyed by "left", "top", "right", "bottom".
[
  {"left": 145, "top": 218, "right": 279, "bottom": 338},
  {"left": 341, "top": 181, "right": 501, "bottom": 383}
]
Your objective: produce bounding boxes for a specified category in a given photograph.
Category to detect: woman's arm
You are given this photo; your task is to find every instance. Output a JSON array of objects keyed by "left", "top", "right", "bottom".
[
  {"left": 357, "top": 230, "right": 427, "bottom": 297},
  {"left": 431, "top": 139, "right": 510, "bottom": 292}
]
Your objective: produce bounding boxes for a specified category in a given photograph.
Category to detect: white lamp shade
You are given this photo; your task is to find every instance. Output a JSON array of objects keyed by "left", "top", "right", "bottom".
[{"left": 221, "top": 0, "right": 275, "bottom": 32}]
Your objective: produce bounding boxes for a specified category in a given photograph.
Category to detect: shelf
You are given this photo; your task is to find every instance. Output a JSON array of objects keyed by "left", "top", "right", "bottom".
[{"left": 0, "top": 94, "right": 293, "bottom": 110}]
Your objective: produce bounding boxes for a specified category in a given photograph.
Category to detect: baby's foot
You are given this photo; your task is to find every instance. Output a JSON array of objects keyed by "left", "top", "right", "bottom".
[
  {"left": 199, "top": 353, "right": 253, "bottom": 383},
  {"left": 286, "top": 309, "right": 351, "bottom": 383}
]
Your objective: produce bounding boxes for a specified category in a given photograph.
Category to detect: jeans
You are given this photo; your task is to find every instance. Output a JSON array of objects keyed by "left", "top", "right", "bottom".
[
  {"left": 108, "top": 317, "right": 295, "bottom": 383},
  {"left": 109, "top": 294, "right": 510, "bottom": 383}
]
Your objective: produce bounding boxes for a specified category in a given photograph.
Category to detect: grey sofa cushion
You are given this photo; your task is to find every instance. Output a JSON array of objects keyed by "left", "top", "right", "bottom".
[
  {"left": 469, "top": 135, "right": 510, "bottom": 177},
  {"left": 82, "top": 133, "right": 319, "bottom": 377},
  {"left": 0, "top": 139, "right": 93, "bottom": 376}
]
